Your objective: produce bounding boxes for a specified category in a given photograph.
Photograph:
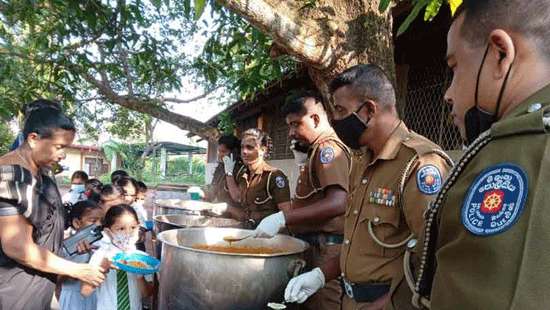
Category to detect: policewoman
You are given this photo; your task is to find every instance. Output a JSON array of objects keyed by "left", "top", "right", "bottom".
[
  {"left": 253, "top": 92, "right": 351, "bottom": 310},
  {"left": 412, "top": 1, "right": 550, "bottom": 309},
  {"left": 204, "top": 134, "right": 242, "bottom": 210},
  {"left": 222, "top": 128, "right": 291, "bottom": 227},
  {"left": 284, "top": 64, "right": 452, "bottom": 310}
]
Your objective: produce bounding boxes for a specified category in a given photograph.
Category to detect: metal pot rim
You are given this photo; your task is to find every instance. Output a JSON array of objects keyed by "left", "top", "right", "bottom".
[
  {"left": 154, "top": 199, "right": 214, "bottom": 211},
  {"left": 153, "top": 214, "right": 242, "bottom": 227},
  {"left": 158, "top": 227, "right": 309, "bottom": 258}
]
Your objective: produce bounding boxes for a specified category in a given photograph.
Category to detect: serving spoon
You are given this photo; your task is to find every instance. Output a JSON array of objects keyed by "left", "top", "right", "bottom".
[{"left": 222, "top": 234, "right": 253, "bottom": 245}]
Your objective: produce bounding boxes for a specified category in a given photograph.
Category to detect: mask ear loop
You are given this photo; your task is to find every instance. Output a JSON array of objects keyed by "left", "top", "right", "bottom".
[
  {"left": 474, "top": 45, "right": 491, "bottom": 110},
  {"left": 352, "top": 102, "right": 369, "bottom": 126},
  {"left": 475, "top": 44, "right": 515, "bottom": 121},
  {"left": 493, "top": 60, "right": 514, "bottom": 121}
]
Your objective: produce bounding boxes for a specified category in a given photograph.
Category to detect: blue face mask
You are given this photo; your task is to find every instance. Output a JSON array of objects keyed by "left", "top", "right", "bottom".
[{"left": 71, "top": 184, "right": 86, "bottom": 193}]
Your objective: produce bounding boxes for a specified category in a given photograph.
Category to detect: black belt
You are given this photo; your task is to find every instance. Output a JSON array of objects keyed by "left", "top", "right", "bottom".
[
  {"left": 295, "top": 233, "right": 344, "bottom": 245},
  {"left": 341, "top": 278, "right": 390, "bottom": 303}
]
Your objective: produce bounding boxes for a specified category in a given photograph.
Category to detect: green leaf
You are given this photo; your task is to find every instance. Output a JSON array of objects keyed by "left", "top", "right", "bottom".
[
  {"left": 397, "top": 0, "right": 430, "bottom": 36},
  {"left": 378, "top": 0, "right": 392, "bottom": 13},
  {"left": 194, "top": 0, "right": 206, "bottom": 20},
  {"left": 424, "top": 0, "right": 443, "bottom": 21}
]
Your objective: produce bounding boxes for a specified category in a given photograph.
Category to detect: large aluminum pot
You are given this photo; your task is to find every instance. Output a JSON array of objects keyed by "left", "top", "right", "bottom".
[
  {"left": 154, "top": 199, "right": 218, "bottom": 216},
  {"left": 157, "top": 228, "right": 308, "bottom": 310},
  {"left": 153, "top": 214, "right": 243, "bottom": 234}
]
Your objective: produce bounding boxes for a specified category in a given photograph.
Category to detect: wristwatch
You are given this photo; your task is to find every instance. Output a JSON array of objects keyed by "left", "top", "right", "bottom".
[{"left": 225, "top": 171, "right": 233, "bottom": 177}]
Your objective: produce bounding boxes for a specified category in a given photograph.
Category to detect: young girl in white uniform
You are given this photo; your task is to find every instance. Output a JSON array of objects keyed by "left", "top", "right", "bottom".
[{"left": 81, "top": 204, "right": 153, "bottom": 310}]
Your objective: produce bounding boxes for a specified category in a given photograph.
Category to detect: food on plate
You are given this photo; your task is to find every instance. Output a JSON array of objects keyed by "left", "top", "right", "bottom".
[{"left": 119, "top": 259, "right": 151, "bottom": 269}]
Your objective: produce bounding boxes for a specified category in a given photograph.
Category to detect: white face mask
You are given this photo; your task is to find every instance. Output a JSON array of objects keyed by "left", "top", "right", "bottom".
[
  {"left": 108, "top": 229, "right": 139, "bottom": 252},
  {"left": 71, "top": 184, "right": 86, "bottom": 193},
  {"left": 132, "top": 200, "right": 144, "bottom": 209}
]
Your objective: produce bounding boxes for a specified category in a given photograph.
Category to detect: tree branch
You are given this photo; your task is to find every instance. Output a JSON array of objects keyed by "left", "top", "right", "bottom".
[
  {"left": 80, "top": 71, "right": 217, "bottom": 140},
  {"left": 159, "top": 85, "right": 222, "bottom": 104},
  {"left": 217, "top": 0, "right": 335, "bottom": 69}
]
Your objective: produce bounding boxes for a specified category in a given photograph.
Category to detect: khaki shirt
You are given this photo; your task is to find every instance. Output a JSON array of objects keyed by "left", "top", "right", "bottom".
[
  {"left": 236, "top": 161, "right": 290, "bottom": 222},
  {"left": 290, "top": 130, "right": 352, "bottom": 234},
  {"left": 419, "top": 84, "right": 550, "bottom": 309},
  {"left": 340, "top": 122, "right": 451, "bottom": 285},
  {"left": 205, "top": 162, "right": 241, "bottom": 207}
]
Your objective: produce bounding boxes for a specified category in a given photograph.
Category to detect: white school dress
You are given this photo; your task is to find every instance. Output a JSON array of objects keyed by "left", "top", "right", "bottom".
[
  {"left": 59, "top": 250, "right": 97, "bottom": 310},
  {"left": 89, "top": 232, "right": 152, "bottom": 310}
]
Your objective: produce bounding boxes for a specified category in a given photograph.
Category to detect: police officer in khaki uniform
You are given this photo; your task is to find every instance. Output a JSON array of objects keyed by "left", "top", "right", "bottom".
[
  {"left": 411, "top": 1, "right": 550, "bottom": 309},
  {"left": 252, "top": 91, "right": 351, "bottom": 310},
  {"left": 221, "top": 128, "right": 290, "bottom": 226},
  {"left": 204, "top": 134, "right": 242, "bottom": 209},
  {"left": 284, "top": 64, "right": 452, "bottom": 310}
]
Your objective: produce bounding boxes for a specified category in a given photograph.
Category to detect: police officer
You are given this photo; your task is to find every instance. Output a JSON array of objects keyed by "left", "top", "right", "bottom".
[
  {"left": 412, "top": 1, "right": 550, "bottom": 309},
  {"left": 204, "top": 134, "right": 242, "bottom": 210},
  {"left": 219, "top": 128, "right": 291, "bottom": 226},
  {"left": 253, "top": 91, "right": 351, "bottom": 309},
  {"left": 284, "top": 64, "right": 453, "bottom": 310}
]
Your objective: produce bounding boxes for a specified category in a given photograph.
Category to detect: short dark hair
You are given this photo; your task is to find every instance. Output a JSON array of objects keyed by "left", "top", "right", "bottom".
[
  {"left": 458, "top": 0, "right": 550, "bottom": 58},
  {"left": 329, "top": 64, "right": 396, "bottom": 108},
  {"left": 281, "top": 90, "right": 324, "bottom": 118},
  {"left": 100, "top": 184, "right": 122, "bottom": 202},
  {"left": 85, "top": 178, "right": 103, "bottom": 193},
  {"left": 21, "top": 99, "right": 62, "bottom": 118},
  {"left": 111, "top": 170, "right": 129, "bottom": 183},
  {"left": 114, "top": 176, "right": 138, "bottom": 195},
  {"left": 71, "top": 170, "right": 89, "bottom": 183},
  {"left": 22, "top": 106, "right": 75, "bottom": 139},
  {"left": 103, "top": 204, "right": 139, "bottom": 228},
  {"left": 66, "top": 200, "right": 101, "bottom": 229},
  {"left": 217, "top": 135, "right": 240, "bottom": 152},
  {"left": 85, "top": 178, "right": 103, "bottom": 202},
  {"left": 136, "top": 181, "right": 147, "bottom": 193}
]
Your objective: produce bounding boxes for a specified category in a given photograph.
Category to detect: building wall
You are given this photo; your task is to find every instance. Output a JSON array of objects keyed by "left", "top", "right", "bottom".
[
  {"left": 60, "top": 149, "right": 109, "bottom": 178},
  {"left": 60, "top": 149, "right": 83, "bottom": 178}
]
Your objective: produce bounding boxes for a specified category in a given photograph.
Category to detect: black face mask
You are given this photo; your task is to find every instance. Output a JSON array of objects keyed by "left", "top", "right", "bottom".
[
  {"left": 464, "top": 45, "right": 513, "bottom": 145},
  {"left": 332, "top": 103, "right": 369, "bottom": 150}
]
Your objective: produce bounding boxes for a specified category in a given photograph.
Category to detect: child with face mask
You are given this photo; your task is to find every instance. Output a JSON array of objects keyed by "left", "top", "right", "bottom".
[
  {"left": 81, "top": 204, "right": 153, "bottom": 310},
  {"left": 63, "top": 171, "right": 89, "bottom": 205},
  {"left": 57, "top": 200, "right": 103, "bottom": 310},
  {"left": 134, "top": 181, "right": 149, "bottom": 252}
]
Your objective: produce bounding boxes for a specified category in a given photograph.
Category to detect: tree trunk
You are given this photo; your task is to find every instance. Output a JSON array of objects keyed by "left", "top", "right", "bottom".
[{"left": 218, "top": 0, "right": 395, "bottom": 103}]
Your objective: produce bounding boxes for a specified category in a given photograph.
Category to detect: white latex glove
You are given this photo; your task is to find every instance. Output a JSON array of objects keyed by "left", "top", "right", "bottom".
[
  {"left": 284, "top": 267, "right": 325, "bottom": 304},
  {"left": 211, "top": 203, "right": 228, "bottom": 215},
  {"left": 253, "top": 211, "right": 286, "bottom": 238},
  {"left": 222, "top": 154, "right": 236, "bottom": 175},
  {"left": 290, "top": 140, "right": 308, "bottom": 167}
]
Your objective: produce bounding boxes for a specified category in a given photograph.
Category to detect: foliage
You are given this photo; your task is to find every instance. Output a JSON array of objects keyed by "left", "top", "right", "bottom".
[
  {"left": 145, "top": 156, "right": 205, "bottom": 185},
  {"left": 0, "top": 122, "right": 14, "bottom": 155},
  {"left": 379, "top": 0, "right": 463, "bottom": 36},
  {"left": 0, "top": 0, "right": 295, "bottom": 138},
  {"left": 217, "top": 111, "right": 236, "bottom": 135},
  {"left": 103, "top": 140, "right": 146, "bottom": 179},
  {"left": 101, "top": 140, "right": 205, "bottom": 185}
]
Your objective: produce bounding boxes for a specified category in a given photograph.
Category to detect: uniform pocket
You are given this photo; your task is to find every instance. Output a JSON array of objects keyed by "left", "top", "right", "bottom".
[{"left": 359, "top": 204, "right": 404, "bottom": 257}]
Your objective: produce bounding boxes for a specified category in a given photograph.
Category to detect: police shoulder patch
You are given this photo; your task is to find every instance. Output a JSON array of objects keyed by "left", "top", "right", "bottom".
[
  {"left": 319, "top": 147, "right": 335, "bottom": 164},
  {"left": 416, "top": 165, "right": 443, "bottom": 195},
  {"left": 275, "top": 175, "right": 286, "bottom": 189},
  {"left": 461, "top": 163, "right": 528, "bottom": 237}
]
